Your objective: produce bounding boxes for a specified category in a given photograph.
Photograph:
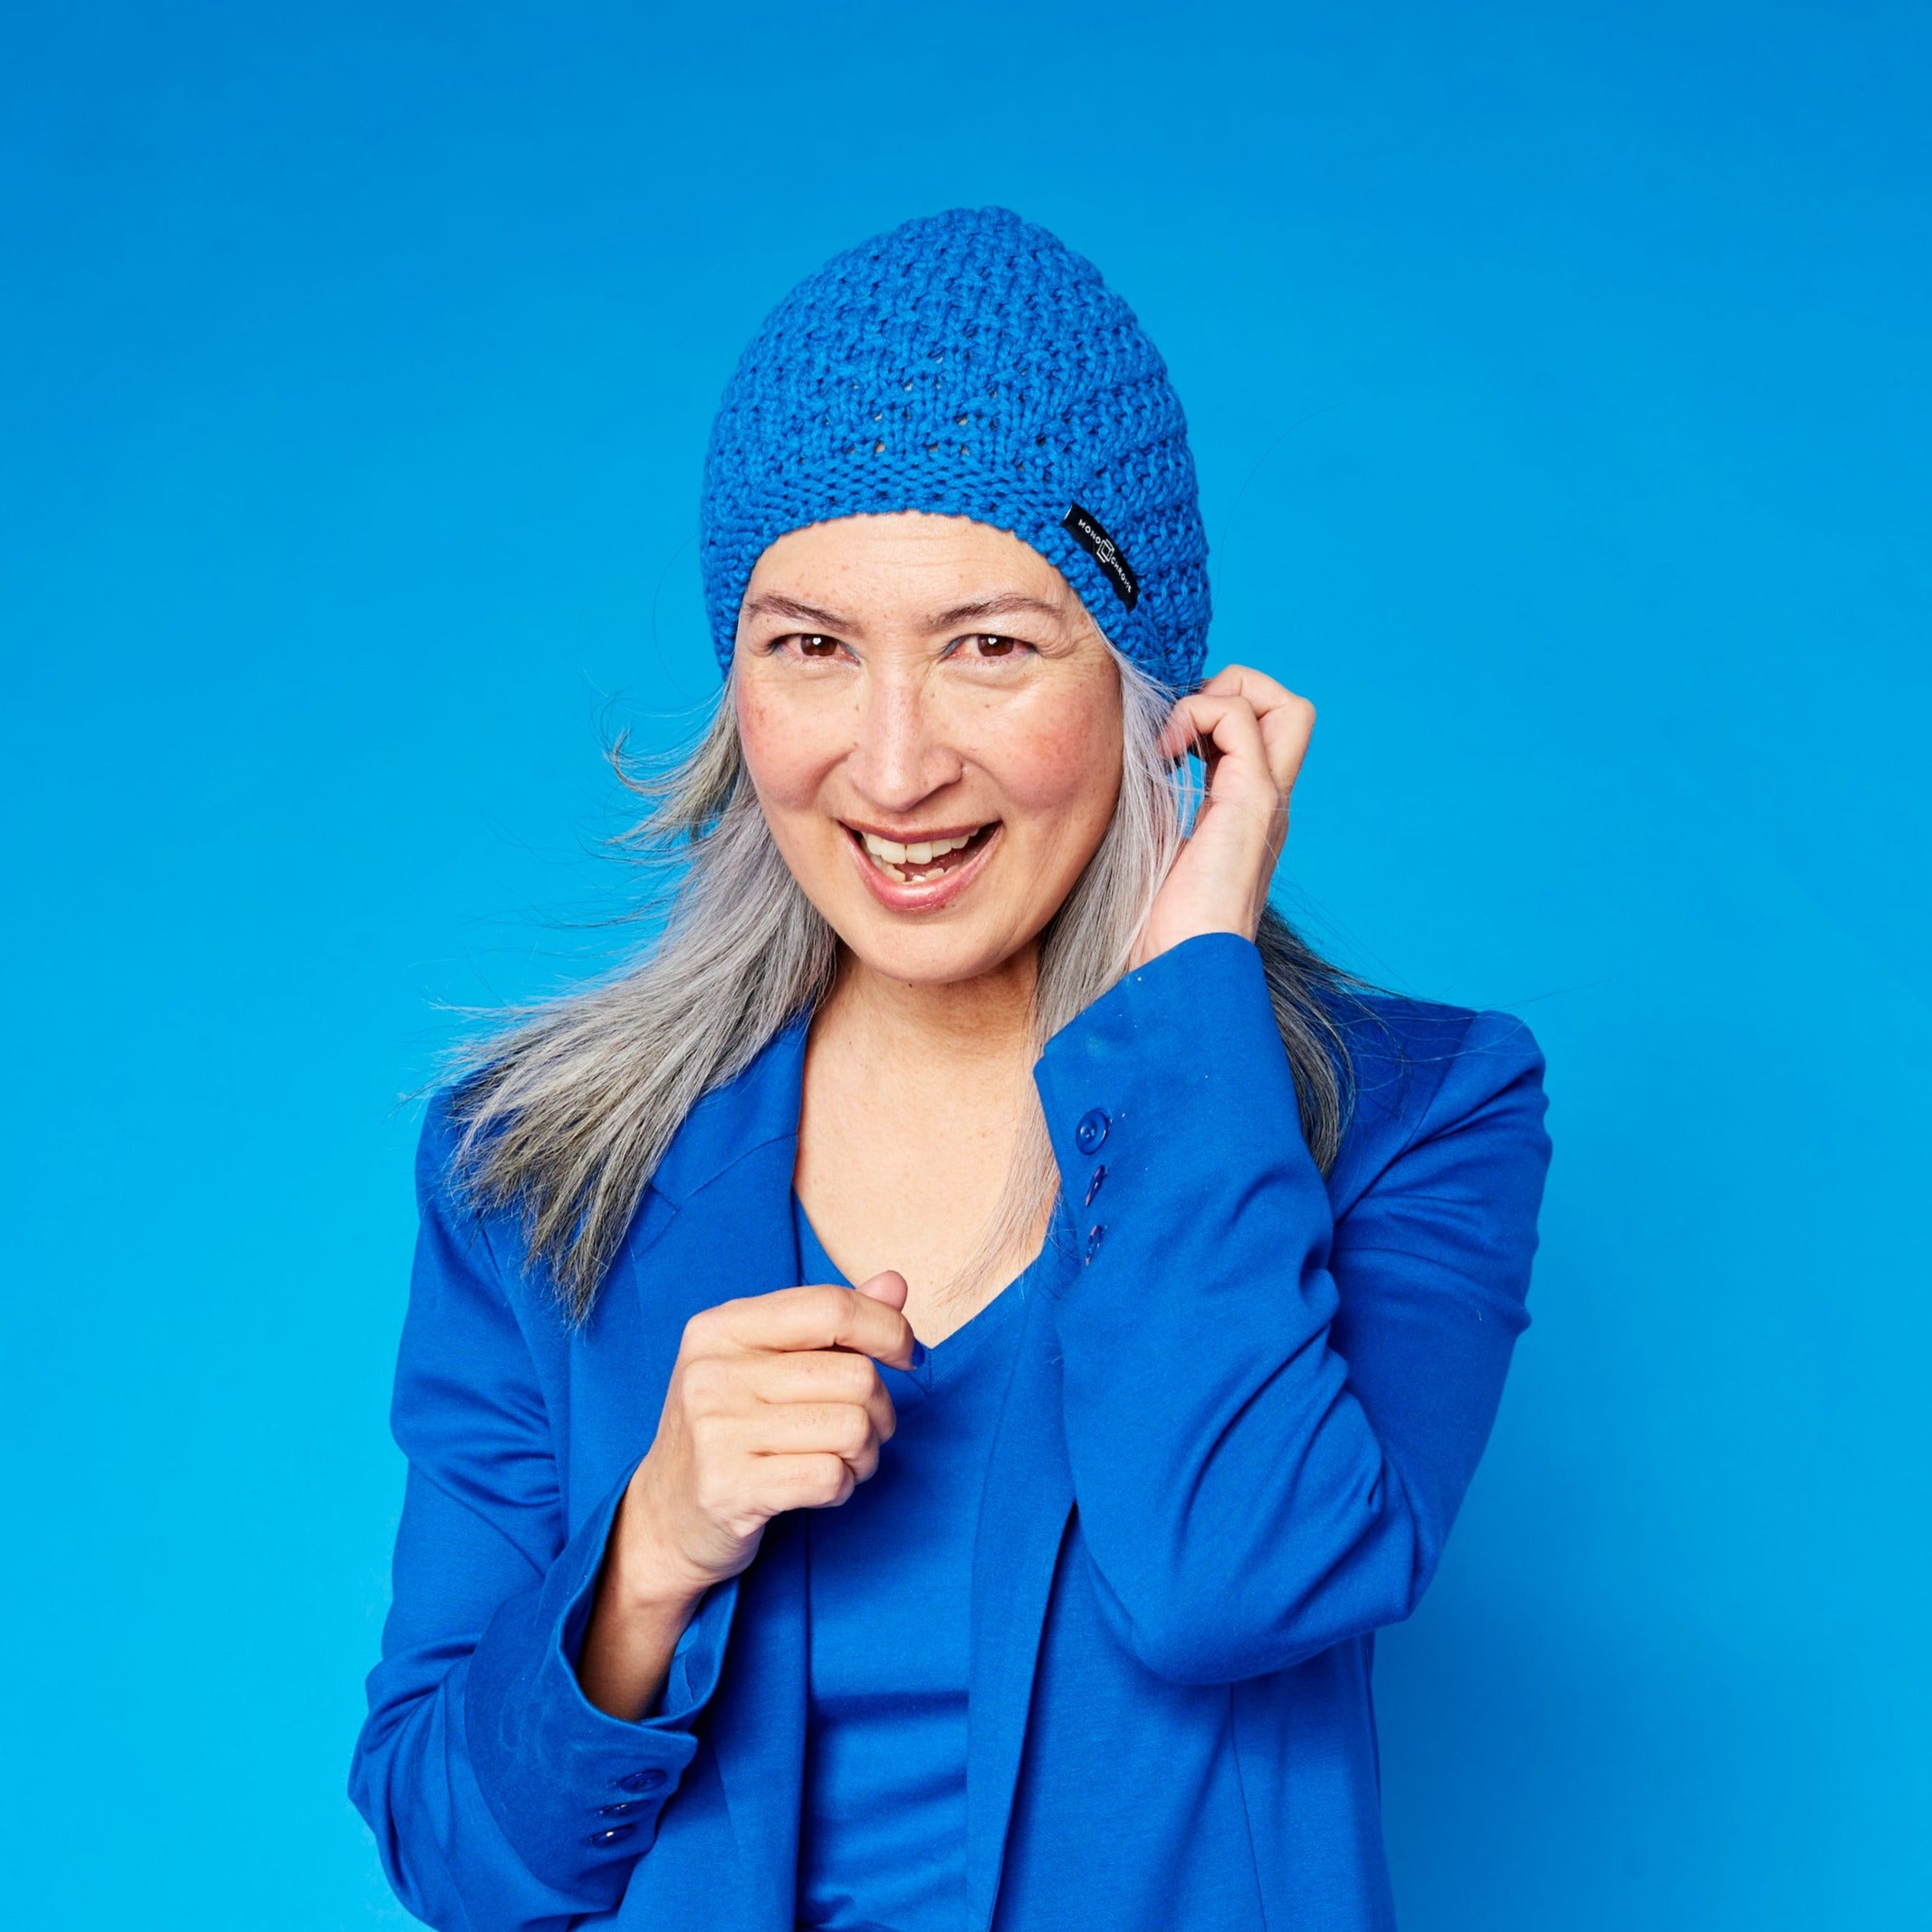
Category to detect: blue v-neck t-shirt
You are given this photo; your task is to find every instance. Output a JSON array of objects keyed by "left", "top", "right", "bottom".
[{"left": 790, "top": 1194, "right": 1048, "bottom": 1932}]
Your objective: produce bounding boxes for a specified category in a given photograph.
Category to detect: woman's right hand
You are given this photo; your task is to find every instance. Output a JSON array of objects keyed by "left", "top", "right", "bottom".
[
  {"left": 576, "top": 1273, "right": 917, "bottom": 1718},
  {"left": 612, "top": 1271, "right": 919, "bottom": 1610}
]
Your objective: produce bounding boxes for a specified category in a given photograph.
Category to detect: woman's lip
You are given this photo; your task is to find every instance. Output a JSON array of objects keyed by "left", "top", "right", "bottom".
[
  {"left": 843, "top": 821, "right": 1001, "bottom": 913},
  {"left": 838, "top": 818, "right": 992, "bottom": 846}
]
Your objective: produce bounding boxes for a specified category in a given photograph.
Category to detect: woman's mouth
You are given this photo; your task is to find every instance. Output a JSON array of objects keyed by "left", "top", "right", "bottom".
[
  {"left": 852, "top": 823, "right": 996, "bottom": 883},
  {"left": 841, "top": 819, "right": 1001, "bottom": 912}
]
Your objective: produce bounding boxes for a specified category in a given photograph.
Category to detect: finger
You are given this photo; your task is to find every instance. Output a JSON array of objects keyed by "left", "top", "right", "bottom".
[
  {"left": 701, "top": 1282, "right": 921, "bottom": 1371},
  {"left": 1196, "top": 665, "right": 1315, "bottom": 795},
  {"left": 1157, "top": 690, "right": 1262, "bottom": 764},
  {"left": 737, "top": 1398, "right": 888, "bottom": 1474},
  {"left": 1158, "top": 693, "right": 1279, "bottom": 814},
  {"left": 735, "top": 1350, "right": 898, "bottom": 1440},
  {"left": 733, "top": 1344, "right": 885, "bottom": 1405},
  {"left": 1198, "top": 664, "right": 1290, "bottom": 711},
  {"left": 852, "top": 1268, "right": 907, "bottom": 1310},
  {"left": 760, "top": 1452, "right": 859, "bottom": 1512}
]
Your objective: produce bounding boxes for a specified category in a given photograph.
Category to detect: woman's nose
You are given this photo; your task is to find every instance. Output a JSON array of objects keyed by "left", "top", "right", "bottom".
[{"left": 845, "top": 677, "right": 962, "bottom": 811}]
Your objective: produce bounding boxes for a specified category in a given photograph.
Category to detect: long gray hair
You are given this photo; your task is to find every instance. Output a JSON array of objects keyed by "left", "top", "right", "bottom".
[{"left": 439, "top": 646, "right": 1383, "bottom": 1329}]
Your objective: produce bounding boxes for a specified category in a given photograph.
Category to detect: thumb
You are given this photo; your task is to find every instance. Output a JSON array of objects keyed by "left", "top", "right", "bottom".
[{"left": 852, "top": 1268, "right": 908, "bottom": 1310}]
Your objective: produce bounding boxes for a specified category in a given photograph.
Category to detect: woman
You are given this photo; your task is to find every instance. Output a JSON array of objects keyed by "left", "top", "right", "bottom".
[{"left": 349, "top": 206, "right": 1553, "bottom": 1932}]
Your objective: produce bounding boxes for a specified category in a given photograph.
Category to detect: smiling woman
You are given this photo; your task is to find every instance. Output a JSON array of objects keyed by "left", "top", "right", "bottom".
[
  {"left": 348, "top": 206, "right": 1554, "bottom": 1932},
  {"left": 739, "top": 512, "right": 1185, "bottom": 1320}
]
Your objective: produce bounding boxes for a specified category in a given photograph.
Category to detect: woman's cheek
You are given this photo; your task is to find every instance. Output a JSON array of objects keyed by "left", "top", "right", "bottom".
[
  {"left": 983, "top": 703, "right": 1121, "bottom": 822},
  {"left": 736, "top": 686, "right": 824, "bottom": 811}
]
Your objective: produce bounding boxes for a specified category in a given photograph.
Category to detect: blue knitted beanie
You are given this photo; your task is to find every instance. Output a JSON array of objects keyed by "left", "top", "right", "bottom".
[{"left": 698, "top": 206, "right": 1210, "bottom": 693}]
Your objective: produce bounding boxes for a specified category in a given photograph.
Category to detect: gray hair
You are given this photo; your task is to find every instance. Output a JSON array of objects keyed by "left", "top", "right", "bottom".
[{"left": 438, "top": 647, "right": 1382, "bottom": 1329}]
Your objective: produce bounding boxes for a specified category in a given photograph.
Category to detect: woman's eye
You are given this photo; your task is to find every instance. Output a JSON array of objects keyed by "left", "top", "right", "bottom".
[
  {"left": 791, "top": 633, "right": 842, "bottom": 658},
  {"left": 960, "top": 632, "right": 1026, "bottom": 659}
]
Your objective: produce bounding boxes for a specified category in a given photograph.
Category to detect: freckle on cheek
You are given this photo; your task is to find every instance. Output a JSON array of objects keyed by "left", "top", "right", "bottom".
[
  {"left": 738, "top": 695, "right": 784, "bottom": 758},
  {"left": 1007, "top": 717, "right": 1116, "bottom": 808},
  {"left": 739, "top": 699, "right": 826, "bottom": 814}
]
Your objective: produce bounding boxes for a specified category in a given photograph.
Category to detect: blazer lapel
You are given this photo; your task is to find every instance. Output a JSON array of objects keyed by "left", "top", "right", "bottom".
[
  {"left": 620, "top": 1019, "right": 814, "bottom": 1927},
  {"left": 965, "top": 1219, "right": 1078, "bottom": 1932}
]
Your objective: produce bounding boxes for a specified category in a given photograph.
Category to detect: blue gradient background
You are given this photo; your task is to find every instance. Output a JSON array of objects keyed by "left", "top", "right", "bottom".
[{"left": 4, "top": 5, "right": 1927, "bottom": 1927}]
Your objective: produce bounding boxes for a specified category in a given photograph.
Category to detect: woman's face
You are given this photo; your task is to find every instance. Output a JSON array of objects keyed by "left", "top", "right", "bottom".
[{"left": 733, "top": 511, "right": 1124, "bottom": 989}]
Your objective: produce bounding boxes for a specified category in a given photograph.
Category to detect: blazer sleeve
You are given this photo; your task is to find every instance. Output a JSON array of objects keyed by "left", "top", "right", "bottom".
[
  {"left": 346, "top": 1093, "right": 743, "bottom": 1932},
  {"left": 1033, "top": 931, "right": 1553, "bottom": 1687}
]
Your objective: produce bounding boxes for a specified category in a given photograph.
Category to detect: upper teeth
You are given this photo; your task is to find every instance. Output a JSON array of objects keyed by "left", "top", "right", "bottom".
[{"left": 861, "top": 831, "right": 978, "bottom": 866}]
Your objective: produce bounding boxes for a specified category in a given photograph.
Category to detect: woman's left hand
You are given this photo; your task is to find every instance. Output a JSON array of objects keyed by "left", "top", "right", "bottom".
[{"left": 1129, "top": 665, "right": 1315, "bottom": 971}]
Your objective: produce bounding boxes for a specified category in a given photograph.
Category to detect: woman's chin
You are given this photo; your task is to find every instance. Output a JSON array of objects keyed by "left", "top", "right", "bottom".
[{"left": 829, "top": 906, "right": 1029, "bottom": 990}]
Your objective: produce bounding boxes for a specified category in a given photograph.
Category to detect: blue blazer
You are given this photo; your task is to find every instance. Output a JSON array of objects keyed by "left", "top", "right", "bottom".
[{"left": 349, "top": 933, "right": 1553, "bottom": 1932}]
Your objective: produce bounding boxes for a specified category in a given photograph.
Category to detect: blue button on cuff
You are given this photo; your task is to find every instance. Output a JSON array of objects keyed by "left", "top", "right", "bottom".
[{"left": 1075, "top": 1108, "right": 1110, "bottom": 1155}]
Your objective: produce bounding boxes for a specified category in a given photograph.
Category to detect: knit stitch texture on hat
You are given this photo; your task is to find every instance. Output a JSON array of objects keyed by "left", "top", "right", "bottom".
[{"left": 698, "top": 205, "right": 1210, "bottom": 693}]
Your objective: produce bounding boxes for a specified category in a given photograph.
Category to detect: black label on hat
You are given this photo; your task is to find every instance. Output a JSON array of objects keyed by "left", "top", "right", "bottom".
[{"left": 1061, "top": 502, "right": 1140, "bottom": 611}]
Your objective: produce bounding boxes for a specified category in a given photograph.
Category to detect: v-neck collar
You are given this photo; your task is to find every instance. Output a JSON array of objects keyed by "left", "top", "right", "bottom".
[{"left": 789, "top": 1187, "right": 1046, "bottom": 1411}]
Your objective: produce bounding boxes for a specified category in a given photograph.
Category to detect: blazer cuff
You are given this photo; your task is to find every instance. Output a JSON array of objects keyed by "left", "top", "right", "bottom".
[
  {"left": 464, "top": 1459, "right": 742, "bottom": 1894},
  {"left": 1036, "top": 932, "right": 1308, "bottom": 1286}
]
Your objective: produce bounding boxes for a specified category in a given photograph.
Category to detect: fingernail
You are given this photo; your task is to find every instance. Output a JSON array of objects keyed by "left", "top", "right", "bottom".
[{"left": 909, "top": 1340, "right": 928, "bottom": 1368}]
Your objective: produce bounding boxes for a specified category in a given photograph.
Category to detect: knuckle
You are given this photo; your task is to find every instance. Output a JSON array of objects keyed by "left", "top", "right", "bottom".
[
  {"left": 682, "top": 1306, "right": 722, "bottom": 1349},
  {"left": 720, "top": 1502, "right": 768, "bottom": 1544},
  {"left": 680, "top": 1356, "right": 728, "bottom": 1408},
  {"left": 807, "top": 1454, "right": 850, "bottom": 1505},
  {"left": 809, "top": 1283, "right": 851, "bottom": 1328},
  {"left": 691, "top": 1464, "right": 737, "bottom": 1520}
]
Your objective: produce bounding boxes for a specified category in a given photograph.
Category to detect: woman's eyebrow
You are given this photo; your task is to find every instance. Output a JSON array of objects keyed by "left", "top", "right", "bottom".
[
  {"left": 741, "top": 592, "right": 862, "bottom": 631},
  {"left": 924, "top": 593, "right": 1066, "bottom": 631}
]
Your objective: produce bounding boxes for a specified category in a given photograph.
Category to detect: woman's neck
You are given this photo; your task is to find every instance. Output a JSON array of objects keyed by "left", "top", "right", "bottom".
[{"left": 795, "top": 943, "right": 1047, "bottom": 1330}]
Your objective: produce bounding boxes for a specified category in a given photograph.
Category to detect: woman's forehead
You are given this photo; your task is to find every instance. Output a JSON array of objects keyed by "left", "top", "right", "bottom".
[{"left": 743, "top": 513, "right": 1085, "bottom": 629}]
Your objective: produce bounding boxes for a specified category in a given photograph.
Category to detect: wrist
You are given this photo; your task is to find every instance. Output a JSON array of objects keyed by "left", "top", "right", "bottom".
[
  {"left": 1129, "top": 918, "right": 1257, "bottom": 973},
  {"left": 609, "top": 1465, "right": 714, "bottom": 1617}
]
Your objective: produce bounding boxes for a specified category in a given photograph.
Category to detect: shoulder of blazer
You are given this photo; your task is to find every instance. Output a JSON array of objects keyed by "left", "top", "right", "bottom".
[
  {"left": 1313, "top": 982, "right": 1543, "bottom": 1210},
  {"left": 403, "top": 1012, "right": 814, "bottom": 1324}
]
